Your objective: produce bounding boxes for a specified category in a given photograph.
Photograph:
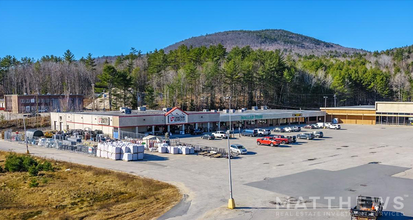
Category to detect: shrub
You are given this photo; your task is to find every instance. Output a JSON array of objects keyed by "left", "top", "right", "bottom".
[
  {"left": 22, "top": 156, "right": 38, "bottom": 171},
  {"left": 5, "top": 153, "right": 24, "bottom": 172},
  {"left": 29, "top": 165, "right": 39, "bottom": 176},
  {"left": 0, "top": 165, "right": 3, "bottom": 173},
  {"left": 29, "top": 179, "right": 39, "bottom": 187},
  {"left": 41, "top": 161, "right": 54, "bottom": 172}
]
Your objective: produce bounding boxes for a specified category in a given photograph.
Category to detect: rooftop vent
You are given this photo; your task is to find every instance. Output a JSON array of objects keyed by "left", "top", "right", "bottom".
[
  {"left": 252, "top": 106, "right": 258, "bottom": 111},
  {"left": 138, "top": 106, "right": 146, "bottom": 111},
  {"left": 210, "top": 110, "right": 217, "bottom": 112},
  {"left": 203, "top": 109, "right": 209, "bottom": 112},
  {"left": 261, "top": 106, "right": 268, "bottom": 110}
]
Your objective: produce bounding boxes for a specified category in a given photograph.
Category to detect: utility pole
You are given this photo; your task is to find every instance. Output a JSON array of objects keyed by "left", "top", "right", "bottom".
[
  {"left": 226, "top": 96, "right": 235, "bottom": 209},
  {"left": 92, "top": 83, "right": 95, "bottom": 112},
  {"left": 323, "top": 96, "right": 328, "bottom": 128},
  {"left": 334, "top": 94, "right": 337, "bottom": 107},
  {"left": 23, "top": 117, "right": 29, "bottom": 154}
]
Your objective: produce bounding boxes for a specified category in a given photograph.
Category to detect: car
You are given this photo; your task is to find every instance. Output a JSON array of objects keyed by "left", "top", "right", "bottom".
[
  {"left": 273, "top": 127, "right": 286, "bottom": 132},
  {"left": 285, "top": 135, "right": 297, "bottom": 143},
  {"left": 230, "top": 144, "right": 247, "bottom": 154},
  {"left": 303, "top": 124, "right": 317, "bottom": 129},
  {"left": 313, "top": 131, "right": 324, "bottom": 138},
  {"left": 292, "top": 126, "right": 301, "bottom": 132},
  {"left": 329, "top": 124, "right": 341, "bottom": 130},
  {"left": 255, "top": 128, "right": 271, "bottom": 136},
  {"left": 272, "top": 135, "right": 290, "bottom": 144},
  {"left": 297, "top": 132, "right": 315, "bottom": 140},
  {"left": 241, "top": 129, "right": 258, "bottom": 137},
  {"left": 201, "top": 134, "right": 215, "bottom": 140},
  {"left": 284, "top": 127, "right": 293, "bottom": 132},
  {"left": 191, "top": 129, "right": 203, "bottom": 135},
  {"left": 257, "top": 137, "right": 281, "bottom": 147},
  {"left": 212, "top": 131, "right": 228, "bottom": 139}
]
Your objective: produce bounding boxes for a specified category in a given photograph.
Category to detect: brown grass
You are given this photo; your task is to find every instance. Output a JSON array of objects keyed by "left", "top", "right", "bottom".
[{"left": 0, "top": 151, "right": 181, "bottom": 220}]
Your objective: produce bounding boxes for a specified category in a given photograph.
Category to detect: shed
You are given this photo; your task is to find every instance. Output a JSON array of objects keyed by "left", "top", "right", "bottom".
[
  {"left": 142, "top": 135, "right": 160, "bottom": 148},
  {"left": 26, "top": 129, "right": 44, "bottom": 140}
]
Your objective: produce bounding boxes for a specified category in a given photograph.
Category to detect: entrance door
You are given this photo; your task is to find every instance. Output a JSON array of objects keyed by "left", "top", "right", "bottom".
[{"left": 59, "top": 122, "right": 63, "bottom": 131}]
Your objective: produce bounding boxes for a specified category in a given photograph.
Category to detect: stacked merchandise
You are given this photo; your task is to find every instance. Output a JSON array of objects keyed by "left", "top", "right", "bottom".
[
  {"left": 157, "top": 143, "right": 195, "bottom": 155},
  {"left": 97, "top": 141, "right": 144, "bottom": 161}
]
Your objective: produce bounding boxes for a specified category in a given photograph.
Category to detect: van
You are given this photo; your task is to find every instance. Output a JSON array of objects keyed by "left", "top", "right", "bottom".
[{"left": 241, "top": 129, "right": 258, "bottom": 137}]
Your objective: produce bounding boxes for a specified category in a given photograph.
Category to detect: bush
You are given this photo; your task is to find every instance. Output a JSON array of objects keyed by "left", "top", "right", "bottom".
[
  {"left": 41, "top": 161, "right": 53, "bottom": 172},
  {"left": 29, "top": 179, "right": 39, "bottom": 187},
  {"left": 5, "top": 153, "right": 24, "bottom": 172},
  {"left": 28, "top": 165, "right": 39, "bottom": 176},
  {"left": 22, "top": 156, "right": 38, "bottom": 171},
  {"left": 0, "top": 165, "right": 3, "bottom": 173}
]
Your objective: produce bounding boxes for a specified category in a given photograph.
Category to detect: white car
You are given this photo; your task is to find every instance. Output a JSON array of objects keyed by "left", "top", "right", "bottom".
[
  {"left": 329, "top": 124, "right": 341, "bottom": 130},
  {"left": 230, "top": 144, "right": 247, "bottom": 154},
  {"left": 284, "top": 127, "right": 293, "bottom": 132}
]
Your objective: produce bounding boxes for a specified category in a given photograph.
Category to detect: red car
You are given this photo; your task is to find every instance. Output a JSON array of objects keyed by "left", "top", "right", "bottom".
[
  {"left": 272, "top": 135, "right": 290, "bottom": 144},
  {"left": 257, "top": 137, "right": 281, "bottom": 147}
]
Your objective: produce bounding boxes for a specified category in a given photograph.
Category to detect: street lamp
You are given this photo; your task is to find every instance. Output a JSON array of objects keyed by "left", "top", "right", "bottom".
[
  {"left": 323, "top": 96, "right": 328, "bottom": 128},
  {"left": 225, "top": 96, "right": 235, "bottom": 209},
  {"left": 23, "top": 117, "right": 29, "bottom": 154}
]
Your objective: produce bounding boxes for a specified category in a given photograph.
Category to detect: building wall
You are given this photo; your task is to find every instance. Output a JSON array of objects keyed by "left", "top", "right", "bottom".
[
  {"left": 376, "top": 102, "right": 413, "bottom": 113},
  {"left": 5, "top": 94, "right": 83, "bottom": 113},
  {"left": 323, "top": 109, "right": 376, "bottom": 125}
]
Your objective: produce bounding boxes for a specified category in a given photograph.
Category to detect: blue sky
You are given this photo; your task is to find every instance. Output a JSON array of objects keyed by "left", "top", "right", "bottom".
[{"left": 1, "top": 0, "right": 412, "bottom": 59}]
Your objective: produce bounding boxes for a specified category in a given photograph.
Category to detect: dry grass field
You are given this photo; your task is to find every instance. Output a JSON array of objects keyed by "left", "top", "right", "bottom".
[{"left": 0, "top": 151, "right": 180, "bottom": 220}]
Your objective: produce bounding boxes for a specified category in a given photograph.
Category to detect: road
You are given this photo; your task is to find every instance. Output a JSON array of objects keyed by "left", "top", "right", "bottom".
[{"left": 1, "top": 124, "right": 413, "bottom": 220}]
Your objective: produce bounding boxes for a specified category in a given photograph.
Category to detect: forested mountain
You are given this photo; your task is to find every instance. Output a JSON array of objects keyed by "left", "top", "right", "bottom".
[
  {"left": 164, "top": 29, "right": 366, "bottom": 56},
  {"left": 0, "top": 30, "right": 412, "bottom": 111}
]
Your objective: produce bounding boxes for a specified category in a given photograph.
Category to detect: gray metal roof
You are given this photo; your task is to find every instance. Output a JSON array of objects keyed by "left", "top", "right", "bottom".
[{"left": 320, "top": 105, "right": 375, "bottom": 110}]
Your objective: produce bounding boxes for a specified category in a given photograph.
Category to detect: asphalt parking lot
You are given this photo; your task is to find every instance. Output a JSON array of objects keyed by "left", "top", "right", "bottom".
[{"left": 1, "top": 124, "right": 413, "bottom": 220}]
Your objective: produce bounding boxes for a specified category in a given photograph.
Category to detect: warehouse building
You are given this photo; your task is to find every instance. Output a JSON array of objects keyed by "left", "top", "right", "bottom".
[
  {"left": 321, "top": 101, "right": 413, "bottom": 126},
  {"left": 4, "top": 94, "right": 83, "bottom": 113},
  {"left": 50, "top": 107, "right": 326, "bottom": 138}
]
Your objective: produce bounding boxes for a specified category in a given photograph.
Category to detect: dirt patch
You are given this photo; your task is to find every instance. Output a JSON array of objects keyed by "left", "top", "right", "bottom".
[{"left": 0, "top": 151, "right": 180, "bottom": 220}]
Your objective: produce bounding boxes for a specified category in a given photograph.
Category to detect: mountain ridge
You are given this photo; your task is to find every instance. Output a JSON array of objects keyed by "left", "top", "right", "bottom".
[{"left": 164, "top": 29, "right": 367, "bottom": 56}]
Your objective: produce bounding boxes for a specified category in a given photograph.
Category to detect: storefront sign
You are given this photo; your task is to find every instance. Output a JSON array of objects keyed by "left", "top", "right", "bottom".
[
  {"left": 292, "top": 113, "right": 302, "bottom": 117},
  {"left": 165, "top": 107, "right": 188, "bottom": 124},
  {"left": 97, "top": 117, "right": 110, "bottom": 125},
  {"left": 241, "top": 115, "right": 263, "bottom": 120}
]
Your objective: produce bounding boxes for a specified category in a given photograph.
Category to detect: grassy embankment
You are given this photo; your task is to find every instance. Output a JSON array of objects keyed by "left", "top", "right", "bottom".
[{"left": 0, "top": 151, "right": 180, "bottom": 220}]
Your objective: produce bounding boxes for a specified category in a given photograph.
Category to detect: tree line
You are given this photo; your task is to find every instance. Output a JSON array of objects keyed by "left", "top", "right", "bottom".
[{"left": 1, "top": 44, "right": 412, "bottom": 111}]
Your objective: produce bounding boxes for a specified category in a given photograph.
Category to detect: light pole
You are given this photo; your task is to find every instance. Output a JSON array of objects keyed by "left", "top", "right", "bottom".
[
  {"left": 323, "top": 96, "right": 328, "bottom": 128},
  {"left": 334, "top": 94, "right": 337, "bottom": 107},
  {"left": 23, "top": 117, "right": 29, "bottom": 154},
  {"left": 226, "top": 96, "right": 235, "bottom": 209}
]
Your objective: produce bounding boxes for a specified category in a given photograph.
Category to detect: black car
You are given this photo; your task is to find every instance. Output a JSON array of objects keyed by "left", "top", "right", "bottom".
[
  {"left": 201, "top": 134, "right": 215, "bottom": 140},
  {"left": 191, "top": 129, "right": 203, "bottom": 135},
  {"left": 297, "top": 133, "right": 315, "bottom": 140}
]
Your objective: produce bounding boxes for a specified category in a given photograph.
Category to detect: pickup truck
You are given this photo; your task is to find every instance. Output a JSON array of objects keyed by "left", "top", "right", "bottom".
[
  {"left": 255, "top": 129, "right": 271, "bottom": 136},
  {"left": 257, "top": 137, "right": 281, "bottom": 147},
  {"left": 212, "top": 131, "right": 228, "bottom": 139},
  {"left": 272, "top": 135, "right": 290, "bottom": 144},
  {"left": 350, "top": 195, "right": 383, "bottom": 220}
]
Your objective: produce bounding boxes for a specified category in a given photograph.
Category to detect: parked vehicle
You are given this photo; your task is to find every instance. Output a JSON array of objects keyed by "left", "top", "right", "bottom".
[
  {"left": 272, "top": 135, "right": 290, "bottom": 144},
  {"left": 255, "top": 128, "right": 271, "bottom": 136},
  {"left": 212, "top": 131, "right": 228, "bottom": 139},
  {"left": 201, "top": 134, "right": 215, "bottom": 140},
  {"left": 313, "top": 131, "right": 324, "bottom": 138},
  {"left": 297, "top": 133, "right": 315, "bottom": 140},
  {"left": 273, "top": 127, "right": 286, "bottom": 132},
  {"left": 303, "top": 124, "right": 317, "bottom": 129},
  {"left": 350, "top": 195, "right": 383, "bottom": 220},
  {"left": 191, "top": 129, "right": 203, "bottom": 135},
  {"left": 285, "top": 135, "right": 297, "bottom": 143},
  {"left": 284, "top": 127, "right": 293, "bottom": 132},
  {"left": 329, "top": 124, "right": 341, "bottom": 130},
  {"left": 292, "top": 126, "right": 301, "bottom": 132},
  {"left": 241, "top": 129, "right": 258, "bottom": 137},
  {"left": 257, "top": 137, "right": 281, "bottom": 147},
  {"left": 230, "top": 144, "right": 248, "bottom": 154}
]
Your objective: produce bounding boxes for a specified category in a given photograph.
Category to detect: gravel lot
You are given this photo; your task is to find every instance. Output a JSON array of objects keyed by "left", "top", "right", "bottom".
[{"left": 1, "top": 124, "right": 413, "bottom": 220}]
